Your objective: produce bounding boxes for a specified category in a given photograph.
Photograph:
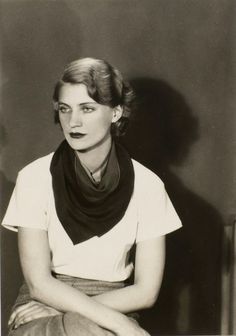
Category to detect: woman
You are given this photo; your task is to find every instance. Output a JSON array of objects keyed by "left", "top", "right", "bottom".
[{"left": 2, "top": 57, "right": 182, "bottom": 336}]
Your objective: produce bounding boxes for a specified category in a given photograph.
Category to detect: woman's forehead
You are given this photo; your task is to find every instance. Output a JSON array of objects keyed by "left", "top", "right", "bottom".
[{"left": 59, "top": 83, "right": 96, "bottom": 104}]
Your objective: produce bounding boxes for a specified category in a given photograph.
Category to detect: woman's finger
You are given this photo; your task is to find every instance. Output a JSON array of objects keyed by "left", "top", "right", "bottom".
[
  {"left": 10, "top": 301, "right": 48, "bottom": 326},
  {"left": 14, "top": 307, "right": 45, "bottom": 328},
  {"left": 13, "top": 305, "right": 61, "bottom": 329},
  {"left": 8, "top": 301, "right": 38, "bottom": 325},
  {"left": 14, "top": 306, "right": 43, "bottom": 326}
]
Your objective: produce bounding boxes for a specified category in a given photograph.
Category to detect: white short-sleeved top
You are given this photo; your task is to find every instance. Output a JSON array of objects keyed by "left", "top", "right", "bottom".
[{"left": 2, "top": 153, "right": 182, "bottom": 282}]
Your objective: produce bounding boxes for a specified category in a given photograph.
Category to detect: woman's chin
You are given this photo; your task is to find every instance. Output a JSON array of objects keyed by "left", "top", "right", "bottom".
[
  {"left": 67, "top": 141, "right": 97, "bottom": 153},
  {"left": 64, "top": 137, "right": 87, "bottom": 151},
  {"left": 65, "top": 135, "right": 111, "bottom": 153},
  {"left": 67, "top": 143, "right": 88, "bottom": 152}
]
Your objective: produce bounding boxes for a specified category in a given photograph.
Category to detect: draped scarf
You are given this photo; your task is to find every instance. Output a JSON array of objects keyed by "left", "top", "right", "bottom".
[{"left": 50, "top": 140, "right": 134, "bottom": 245}]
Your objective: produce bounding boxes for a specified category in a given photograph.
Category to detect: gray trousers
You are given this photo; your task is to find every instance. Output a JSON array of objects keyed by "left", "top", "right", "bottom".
[
  {"left": 8, "top": 274, "right": 139, "bottom": 336},
  {"left": 9, "top": 312, "right": 117, "bottom": 336}
]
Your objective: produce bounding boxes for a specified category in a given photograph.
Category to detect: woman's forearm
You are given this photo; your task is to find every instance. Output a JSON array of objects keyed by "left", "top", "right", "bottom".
[
  {"left": 93, "top": 284, "right": 157, "bottom": 313},
  {"left": 29, "top": 275, "right": 128, "bottom": 333},
  {"left": 94, "top": 238, "right": 165, "bottom": 313}
]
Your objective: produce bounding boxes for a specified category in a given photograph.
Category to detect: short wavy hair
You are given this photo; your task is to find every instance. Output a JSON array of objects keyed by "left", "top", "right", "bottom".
[{"left": 53, "top": 57, "right": 135, "bottom": 136}]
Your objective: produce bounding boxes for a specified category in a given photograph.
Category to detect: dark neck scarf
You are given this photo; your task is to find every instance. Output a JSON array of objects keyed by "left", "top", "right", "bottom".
[{"left": 50, "top": 140, "right": 134, "bottom": 245}]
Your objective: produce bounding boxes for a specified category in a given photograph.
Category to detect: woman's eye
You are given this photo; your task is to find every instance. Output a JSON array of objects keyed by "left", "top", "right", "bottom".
[
  {"left": 58, "top": 106, "right": 71, "bottom": 114},
  {"left": 83, "top": 107, "right": 95, "bottom": 113}
]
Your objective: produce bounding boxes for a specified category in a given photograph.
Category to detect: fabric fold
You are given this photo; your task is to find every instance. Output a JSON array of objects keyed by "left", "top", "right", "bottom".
[{"left": 50, "top": 140, "right": 134, "bottom": 244}]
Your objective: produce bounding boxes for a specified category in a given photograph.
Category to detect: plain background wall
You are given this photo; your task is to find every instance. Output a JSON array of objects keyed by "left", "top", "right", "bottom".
[{"left": 1, "top": 1, "right": 236, "bottom": 335}]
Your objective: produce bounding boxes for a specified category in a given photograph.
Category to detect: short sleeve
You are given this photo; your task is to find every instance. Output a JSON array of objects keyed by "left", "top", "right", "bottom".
[
  {"left": 136, "top": 178, "right": 182, "bottom": 243},
  {"left": 1, "top": 169, "right": 48, "bottom": 232}
]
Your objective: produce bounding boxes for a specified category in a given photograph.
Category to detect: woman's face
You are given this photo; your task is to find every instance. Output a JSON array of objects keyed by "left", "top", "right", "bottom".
[{"left": 58, "top": 83, "right": 116, "bottom": 152}]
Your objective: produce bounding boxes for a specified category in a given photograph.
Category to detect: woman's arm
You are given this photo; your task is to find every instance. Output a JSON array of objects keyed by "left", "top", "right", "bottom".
[
  {"left": 14, "top": 227, "right": 147, "bottom": 335},
  {"left": 93, "top": 236, "right": 165, "bottom": 312}
]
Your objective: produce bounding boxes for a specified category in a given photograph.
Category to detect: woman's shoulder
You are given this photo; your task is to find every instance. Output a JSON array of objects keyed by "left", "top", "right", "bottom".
[
  {"left": 131, "top": 159, "right": 164, "bottom": 189},
  {"left": 18, "top": 152, "right": 54, "bottom": 180}
]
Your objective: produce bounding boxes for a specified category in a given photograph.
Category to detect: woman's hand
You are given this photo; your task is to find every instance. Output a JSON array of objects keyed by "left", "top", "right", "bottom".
[
  {"left": 115, "top": 318, "right": 151, "bottom": 336},
  {"left": 8, "top": 301, "right": 62, "bottom": 329}
]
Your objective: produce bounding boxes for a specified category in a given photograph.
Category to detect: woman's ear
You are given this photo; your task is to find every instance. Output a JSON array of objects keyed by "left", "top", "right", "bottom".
[{"left": 112, "top": 105, "right": 123, "bottom": 123}]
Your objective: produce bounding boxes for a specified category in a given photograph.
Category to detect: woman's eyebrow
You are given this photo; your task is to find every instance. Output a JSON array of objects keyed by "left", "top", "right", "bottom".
[
  {"left": 58, "top": 102, "right": 97, "bottom": 106},
  {"left": 58, "top": 101, "right": 71, "bottom": 107},
  {"left": 79, "top": 102, "right": 97, "bottom": 106}
]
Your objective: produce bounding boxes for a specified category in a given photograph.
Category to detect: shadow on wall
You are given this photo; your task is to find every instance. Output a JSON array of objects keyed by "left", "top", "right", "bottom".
[
  {"left": 122, "top": 78, "right": 223, "bottom": 335},
  {"left": 0, "top": 124, "right": 23, "bottom": 336}
]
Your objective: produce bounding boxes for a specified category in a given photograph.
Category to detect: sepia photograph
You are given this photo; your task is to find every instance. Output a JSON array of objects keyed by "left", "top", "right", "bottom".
[{"left": 1, "top": 1, "right": 235, "bottom": 335}]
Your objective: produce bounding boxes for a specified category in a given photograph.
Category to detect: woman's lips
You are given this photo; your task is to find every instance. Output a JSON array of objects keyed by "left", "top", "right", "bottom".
[{"left": 69, "top": 132, "right": 86, "bottom": 139}]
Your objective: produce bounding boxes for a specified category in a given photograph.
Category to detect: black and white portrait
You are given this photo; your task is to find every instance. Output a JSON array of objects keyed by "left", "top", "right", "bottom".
[{"left": 1, "top": 1, "right": 235, "bottom": 335}]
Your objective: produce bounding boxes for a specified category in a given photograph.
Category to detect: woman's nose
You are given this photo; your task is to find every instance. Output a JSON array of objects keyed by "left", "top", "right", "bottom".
[{"left": 69, "top": 110, "right": 83, "bottom": 127}]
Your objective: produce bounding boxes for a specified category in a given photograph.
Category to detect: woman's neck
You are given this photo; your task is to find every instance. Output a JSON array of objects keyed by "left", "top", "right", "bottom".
[{"left": 75, "top": 136, "right": 112, "bottom": 173}]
